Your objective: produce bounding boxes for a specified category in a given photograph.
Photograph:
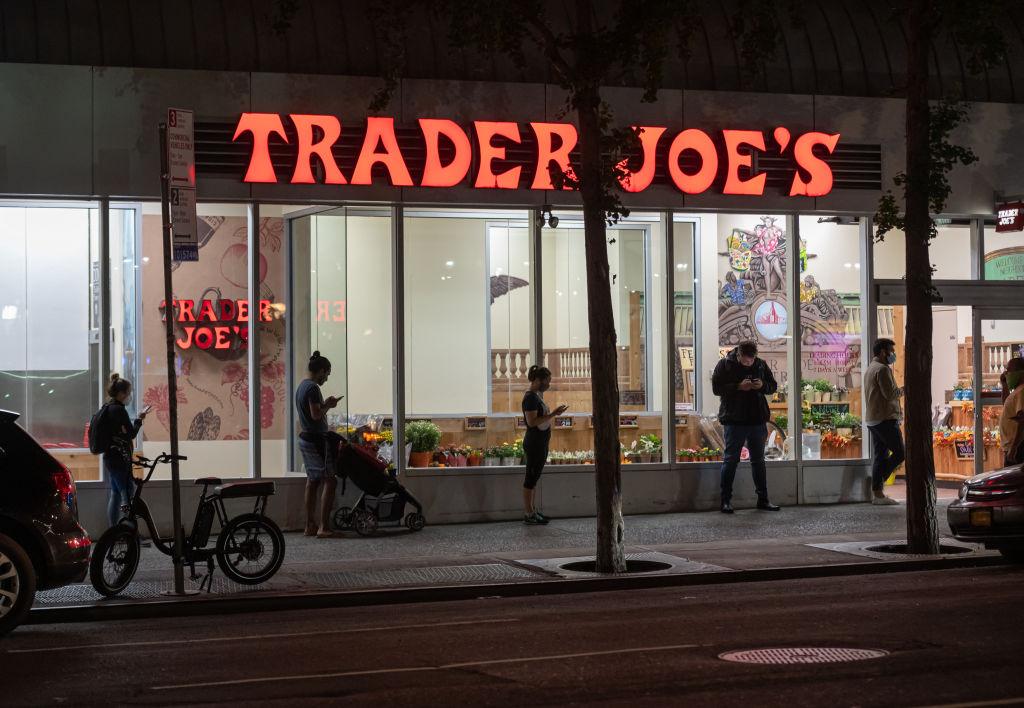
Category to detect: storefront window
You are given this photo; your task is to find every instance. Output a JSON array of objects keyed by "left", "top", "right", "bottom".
[
  {"left": 110, "top": 207, "right": 139, "bottom": 400},
  {"left": 798, "top": 216, "right": 866, "bottom": 460},
  {"left": 874, "top": 223, "right": 972, "bottom": 280},
  {"left": 687, "top": 213, "right": 794, "bottom": 461},
  {"left": 542, "top": 214, "right": 663, "bottom": 463},
  {"left": 0, "top": 204, "right": 99, "bottom": 472},
  {"left": 672, "top": 219, "right": 698, "bottom": 460},
  {"left": 983, "top": 222, "right": 1024, "bottom": 280},
  {"left": 139, "top": 203, "right": 251, "bottom": 479},
  {"left": 403, "top": 209, "right": 527, "bottom": 467}
]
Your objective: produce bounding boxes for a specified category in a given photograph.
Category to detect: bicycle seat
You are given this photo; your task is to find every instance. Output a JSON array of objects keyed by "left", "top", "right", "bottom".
[
  {"left": 195, "top": 477, "right": 222, "bottom": 486},
  {"left": 215, "top": 481, "right": 276, "bottom": 499}
]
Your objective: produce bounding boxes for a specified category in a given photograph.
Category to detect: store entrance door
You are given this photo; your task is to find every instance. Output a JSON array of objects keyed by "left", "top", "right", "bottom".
[
  {"left": 876, "top": 283, "right": 1024, "bottom": 481},
  {"left": 975, "top": 309, "right": 1024, "bottom": 477}
]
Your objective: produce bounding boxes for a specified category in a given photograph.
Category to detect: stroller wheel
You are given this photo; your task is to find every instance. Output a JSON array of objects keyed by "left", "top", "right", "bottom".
[
  {"left": 353, "top": 510, "right": 378, "bottom": 536},
  {"left": 332, "top": 506, "right": 354, "bottom": 531},
  {"left": 404, "top": 512, "right": 426, "bottom": 532}
]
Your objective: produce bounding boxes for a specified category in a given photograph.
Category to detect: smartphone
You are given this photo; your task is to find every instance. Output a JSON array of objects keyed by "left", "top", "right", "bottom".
[{"left": 141, "top": 405, "right": 153, "bottom": 415}]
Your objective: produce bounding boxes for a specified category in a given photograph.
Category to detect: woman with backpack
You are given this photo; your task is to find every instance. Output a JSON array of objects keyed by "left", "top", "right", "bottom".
[{"left": 99, "top": 374, "right": 148, "bottom": 528}]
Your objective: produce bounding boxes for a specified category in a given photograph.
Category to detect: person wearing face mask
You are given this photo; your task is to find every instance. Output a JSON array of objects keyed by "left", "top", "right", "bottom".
[
  {"left": 296, "top": 351, "right": 343, "bottom": 537},
  {"left": 713, "top": 340, "right": 780, "bottom": 513},
  {"left": 863, "top": 338, "right": 903, "bottom": 504},
  {"left": 521, "top": 365, "right": 568, "bottom": 524},
  {"left": 100, "top": 374, "right": 148, "bottom": 528},
  {"left": 998, "top": 357, "right": 1024, "bottom": 466}
]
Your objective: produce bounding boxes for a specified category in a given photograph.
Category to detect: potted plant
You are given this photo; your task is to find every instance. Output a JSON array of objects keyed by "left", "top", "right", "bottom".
[
  {"left": 638, "top": 433, "right": 662, "bottom": 463},
  {"left": 774, "top": 413, "right": 788, "bottom": 433},
  {"left": 623, "top": 440, "right": 639, "bottom": 464},
  {"left": 499, "top": 442, "right": 518, "bottom": 466},
  {"left": 483, "top": 446, "right": 501, "bottom": 466},
  {"left": 405, "top": 420, "right": 441, "bottom": 467},
  {"left": 468, "top": 448, "right": 484, "bottom": 466},
  {"left": 813, "top": 379, "right": 834, "bottom": 403},
  {"left": 832, "top": 413, "right": 861, "bottom": 437}
]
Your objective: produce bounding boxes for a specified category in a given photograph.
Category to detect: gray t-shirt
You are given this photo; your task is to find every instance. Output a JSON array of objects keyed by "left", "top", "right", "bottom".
[{"left": 295, "top": 379, "right": 327, "bottom": 434}]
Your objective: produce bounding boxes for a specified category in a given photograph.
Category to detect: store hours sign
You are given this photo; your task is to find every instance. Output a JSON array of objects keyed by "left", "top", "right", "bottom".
[{"left": 232, "top": 114, "right": 842, "bottom": 198}]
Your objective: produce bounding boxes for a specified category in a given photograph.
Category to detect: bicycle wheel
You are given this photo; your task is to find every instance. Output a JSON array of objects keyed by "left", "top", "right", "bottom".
[
  {"left": 89, "top": 524, "right": 140, "bottom": 598},
  {"left": 215, "top": 513, "right": 285, "bottom": 585}
]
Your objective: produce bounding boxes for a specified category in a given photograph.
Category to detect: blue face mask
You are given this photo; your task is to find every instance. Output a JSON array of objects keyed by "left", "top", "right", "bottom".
[
  {"left": 887, "top": 352, "right": 897, "bottom": 366},
  {"left": 1007, "top": 371, "right": 1024, "bottom": 391}
]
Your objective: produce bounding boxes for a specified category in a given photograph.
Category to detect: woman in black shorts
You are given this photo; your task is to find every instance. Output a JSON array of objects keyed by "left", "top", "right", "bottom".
[{"left": 521, "top": 365, "right": 568, "bottom": 525}]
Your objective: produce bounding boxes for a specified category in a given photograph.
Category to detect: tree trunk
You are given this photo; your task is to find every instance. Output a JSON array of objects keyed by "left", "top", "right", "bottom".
[
  {"left": 902, "top": 0, "right": 940, "bottom": 554},
  {"left": 577, "top": 90, "right": 626, "bottom": 574}
]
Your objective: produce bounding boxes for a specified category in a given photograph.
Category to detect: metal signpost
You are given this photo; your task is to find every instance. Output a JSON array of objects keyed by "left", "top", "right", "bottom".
[{"left": 160, "top": 107, "right": 197, "bottom": 595}]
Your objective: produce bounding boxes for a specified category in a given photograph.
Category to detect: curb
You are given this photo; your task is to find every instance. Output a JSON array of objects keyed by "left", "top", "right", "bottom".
[{"left": 28, "top": 553, "right": 1009, "bottom": 625}]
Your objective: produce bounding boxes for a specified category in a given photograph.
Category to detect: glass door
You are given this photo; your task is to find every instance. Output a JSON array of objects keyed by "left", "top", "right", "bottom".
[
  {"left": 976, "top": 310, "right": 1024, "bottom": 476},
  {"left": 288, "top": 208, "right": 349, "bottom": 473}
]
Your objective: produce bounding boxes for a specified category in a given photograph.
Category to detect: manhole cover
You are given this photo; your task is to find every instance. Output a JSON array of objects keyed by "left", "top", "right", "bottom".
[
  {"left": 559, "top": 559, "right": 673, "bottom": 573},
  {"left": 719, "top": 647, "right": 889, "bottom": 664}
]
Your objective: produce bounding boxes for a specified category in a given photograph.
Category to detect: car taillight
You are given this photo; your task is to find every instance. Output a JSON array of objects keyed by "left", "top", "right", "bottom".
[
  {"left": 52, "top": 465, "right": 76, "bottom": 496},
  {"left": 67, "top": 536, "right": 91, "bottom": 549}
]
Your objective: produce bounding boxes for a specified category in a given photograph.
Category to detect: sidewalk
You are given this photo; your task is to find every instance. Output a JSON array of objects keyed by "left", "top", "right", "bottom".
[{"left": 32, "top": 500, "right": 1004, "bottom": 621}]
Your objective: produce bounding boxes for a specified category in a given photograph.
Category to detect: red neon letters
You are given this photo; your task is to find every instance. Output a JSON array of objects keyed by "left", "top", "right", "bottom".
[
  {"left": 163, "top": 298, "right": 273, "bottom": 351},
  {"left": 233, "top": 113, "right": 288, "bottom": 183},
  {"left": 233, "top": 113, "right": 840, "bottom": 197},
  {"left": 291, "top": 114, "right": 345, "bottom": 184},
  {"left": 351, "top": 117, "right": 413, "bottom": 186},
  {"left": 789, "top": 131, "right": 840, "bottom": 197},
  {"left": 419, "top": 119, "right": 472, "bottom": 187}
]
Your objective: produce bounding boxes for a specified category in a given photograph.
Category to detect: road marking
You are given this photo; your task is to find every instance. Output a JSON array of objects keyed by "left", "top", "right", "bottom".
[
  {"left": 7, "top": 618, "right": 516, "bottom": 654},
  {"left": 150, "top": 642, "right": 702, "bottom": 691},
  {"left": 912, "top": 699, "right": 1024, "bottom": 708}
]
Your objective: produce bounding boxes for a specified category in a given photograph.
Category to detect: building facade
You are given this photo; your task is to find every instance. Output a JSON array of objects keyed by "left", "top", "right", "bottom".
[{"left": 3, "top": 2, "right": 1024, "bottom": 532}]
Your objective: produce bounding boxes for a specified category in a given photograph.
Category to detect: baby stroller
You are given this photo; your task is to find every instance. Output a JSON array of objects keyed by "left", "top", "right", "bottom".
[{"left": 332, "top": 439, "right": 426, "bottom": 536}]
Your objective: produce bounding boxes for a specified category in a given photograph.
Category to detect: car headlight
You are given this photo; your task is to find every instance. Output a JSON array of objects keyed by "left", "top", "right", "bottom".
[{"left": 958, "top": 483, "right": 969, "bottom": 500}]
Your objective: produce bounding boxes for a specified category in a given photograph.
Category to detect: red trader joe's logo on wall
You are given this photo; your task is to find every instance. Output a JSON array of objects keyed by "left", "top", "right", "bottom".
[{"left": 232, "top": 114, "right": 841, "bottom": 198}]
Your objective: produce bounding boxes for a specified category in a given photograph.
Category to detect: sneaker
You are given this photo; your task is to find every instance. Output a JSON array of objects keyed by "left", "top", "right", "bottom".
[
  {"left": 533, "top": 511, "right": 550, "bottom": 524},
  {"left": 720, "top": 503, "right": 734, "bottom": 514},
  {"left": 756, "top": 499, "right": 781, "bottom": 511},
  {"left": 872, "top": 495, "right": 899, "bottom": 505},
  {"left": 524, "top": 513, "right": 544, "bottom": 525}
]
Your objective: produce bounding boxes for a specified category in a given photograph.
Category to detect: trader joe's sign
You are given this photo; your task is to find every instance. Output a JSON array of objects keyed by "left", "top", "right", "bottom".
[{"left": 232, "top": 114, "right": 841, "bottom": 197}]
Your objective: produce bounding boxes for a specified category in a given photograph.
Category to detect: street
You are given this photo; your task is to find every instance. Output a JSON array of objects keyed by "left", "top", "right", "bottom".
[{"left": 8, "top": 566, "right": 1024, "bottom": 707}]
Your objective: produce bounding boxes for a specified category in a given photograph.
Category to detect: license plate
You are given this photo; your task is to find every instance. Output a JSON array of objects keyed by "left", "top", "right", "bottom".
[{"left": 970, "top": 509, "right": 993, "bottom": 527}]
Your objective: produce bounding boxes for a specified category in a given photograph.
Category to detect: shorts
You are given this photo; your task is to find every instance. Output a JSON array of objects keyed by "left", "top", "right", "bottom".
[{"left": 298, "top": 438, "right": 329, "bottom": 481}]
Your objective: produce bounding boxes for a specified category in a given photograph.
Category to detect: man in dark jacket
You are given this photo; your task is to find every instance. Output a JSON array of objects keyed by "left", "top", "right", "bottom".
[{"left": 712, "top": 340, "right": 781, "bottom": 514}]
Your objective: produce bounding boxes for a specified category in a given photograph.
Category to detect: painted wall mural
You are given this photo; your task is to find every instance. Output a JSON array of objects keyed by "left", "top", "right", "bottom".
[{"left": 141, "top": 214, "right": 286, "bottom": 443}]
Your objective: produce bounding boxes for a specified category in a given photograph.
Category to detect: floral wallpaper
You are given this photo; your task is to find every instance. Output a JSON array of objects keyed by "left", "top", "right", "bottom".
[{"left": 141, "top": 214, "right": 286, "bottom": 443}]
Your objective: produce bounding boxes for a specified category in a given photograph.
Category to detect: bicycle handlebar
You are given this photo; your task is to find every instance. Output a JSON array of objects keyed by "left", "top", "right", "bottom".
[{"left": 132, "top": 453, "right": 188, "bottom": 469}]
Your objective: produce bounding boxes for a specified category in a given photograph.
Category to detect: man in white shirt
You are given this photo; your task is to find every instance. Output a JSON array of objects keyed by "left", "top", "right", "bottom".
[{"left": 863, "top": 338, "right": 902, "bottom": 505}]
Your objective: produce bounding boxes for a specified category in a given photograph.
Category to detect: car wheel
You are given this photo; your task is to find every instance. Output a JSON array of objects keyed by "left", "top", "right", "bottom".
[
  {"left": 998, "top": 546, "right": 1024, "bottom": 564},
  {"left": 0, "top": 532, "right": 37, "bottom": 637}
]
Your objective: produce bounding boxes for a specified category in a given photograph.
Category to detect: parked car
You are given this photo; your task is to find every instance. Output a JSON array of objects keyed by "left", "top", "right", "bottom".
[
  {"left": 0, "top": 410, "right": 91, "bottom": 636},
  {"left": 947, "top": 464, "right": 1024, "bottom": 563}
]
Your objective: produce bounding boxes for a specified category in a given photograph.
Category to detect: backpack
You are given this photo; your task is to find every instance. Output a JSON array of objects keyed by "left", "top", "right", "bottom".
[{"left": 88, "top": 404, "right": 112, "bottom": 454}]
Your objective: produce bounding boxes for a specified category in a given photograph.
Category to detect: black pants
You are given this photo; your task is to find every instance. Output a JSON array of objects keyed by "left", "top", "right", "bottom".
[
  {"left": 523, "top": 428, "right": 551, "bottom": 490},
  {"left": 868, "top": 419, "right": 905, "bottom": 491},
  {"left": 720, "top": 423, "right": 768, "bottom": 504}
]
